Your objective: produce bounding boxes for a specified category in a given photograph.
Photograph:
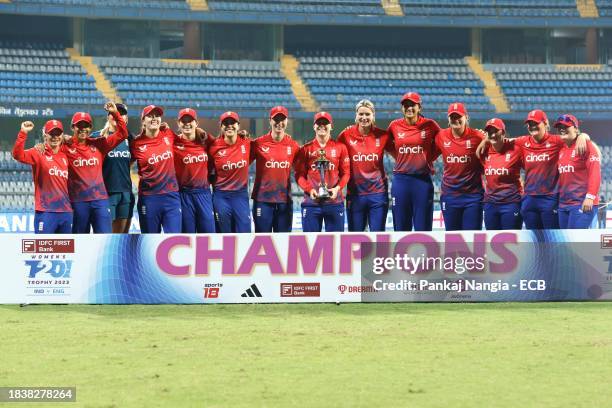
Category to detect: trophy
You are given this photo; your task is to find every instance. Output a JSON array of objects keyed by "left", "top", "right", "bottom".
[{"left": 314, "top": 149, "right": 331, "bottom": 200}]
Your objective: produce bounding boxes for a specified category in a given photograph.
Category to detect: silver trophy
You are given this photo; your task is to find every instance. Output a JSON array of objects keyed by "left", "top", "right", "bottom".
[{"left": 314, "top": 149, "right": 331, "bottom": 200}]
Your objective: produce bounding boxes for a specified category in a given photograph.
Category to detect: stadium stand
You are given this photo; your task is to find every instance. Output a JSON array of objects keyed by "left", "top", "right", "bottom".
[
  {"left": 488, "top": 64, "right": 612, "bottom": 113},
  {"left": 295, "top": 49, "right": 495, "bottom": 114},
  {"left": 0, "top": 40, "right": 105, "bottom": 107},
  {"left": 0, "top": 151, "right": 33, "bottom": 212},
  {"left": 96, "top": 57, "right": 301, "bottom": 112},
  {"left": 9, "top": 0, "right": 190, "bottom": 10},
  {"left": 207, "top": 0, "right": 385, "bottom": 15},
  {"left": 400, "top": 0, "right": 579, "bottom": 17}
]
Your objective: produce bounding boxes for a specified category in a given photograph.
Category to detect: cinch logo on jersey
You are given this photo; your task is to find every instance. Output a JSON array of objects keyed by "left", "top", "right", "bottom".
[
  {"left": 558, "top": 164, "right": 575, "bottom": 174},
  {"left": 148, "top": 150, "right": 173, "bottom": 164},
  {"left": 485, "top": 167, "right": 509, "bottom": 176},
  {"left": 352, "top": 153, "right": 379, "bottom": 162},
  {"left": 183, "top": 153, "right": 208, "bottom": 164},
  {"left": 310, "top": 162, "right": 336, "bottom": 171},
  {"left": 108, "top": 150, "right": 130, "bottom": 158},
  {"left": 265, "top": 159, "right": 290, "bottom": 169},
  {"left": 398, "top": 145, "right": 424, "bottom": 155},
  {"left": 49, "top": 166, "right": 68, "bottom": 178},
  {"left": 446, "top": 154, "right": 470, "bottom": 164},
  {"left": 525, "top": 153, "right": 550, "bottom": 162},
  {"left": 73, "top": 157, "right": 100, "bottom": 167},
  {"left": 222, "top": 159, "right": 247, "bottom": 171}
]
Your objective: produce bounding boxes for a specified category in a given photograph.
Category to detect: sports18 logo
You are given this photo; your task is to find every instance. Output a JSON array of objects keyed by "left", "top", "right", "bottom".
[{"left": 25, "top": 260, "right": 72, "bottom": 278}]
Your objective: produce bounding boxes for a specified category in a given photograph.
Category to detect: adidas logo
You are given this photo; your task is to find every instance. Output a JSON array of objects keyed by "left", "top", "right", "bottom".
[{"left": 241, "top": 284, "right": 262, "bottom": 298}]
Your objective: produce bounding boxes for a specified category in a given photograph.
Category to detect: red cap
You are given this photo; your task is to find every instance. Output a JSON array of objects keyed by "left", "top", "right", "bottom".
[
  {"left": 401, "top": 92, "right": 422, "bottom": 105},
  {"left": 178, "top": 108, "right": 198, "bottom": 121},
  {"left": 44, "top": 119, "right": 63, "bottom": 134},
  {"left": 524, "top": 110, "right": 548, "bottom": 124},
  {"left": 447, "top": 102, "right": 467, "bottom": 117},
  {"left": 219, "top": 111, "right": 239, "bottom": 123},
  {"left": 554, "top": 114, "right": 579, "bottom": 128},
  {"left": 141, "top": 105, "right": 164, "bottom": 119},
  {"left": 269, "top": 105, "right": 289, "bottom": 119},
  {"left": 314, "top": 111, "right": 333, "bottom": 125},
  {"left": 71, "top": 112, "right": 92, "bottom": 127},
  {"left": 484, "top": 118, "right": 506, "bottom": 132}
]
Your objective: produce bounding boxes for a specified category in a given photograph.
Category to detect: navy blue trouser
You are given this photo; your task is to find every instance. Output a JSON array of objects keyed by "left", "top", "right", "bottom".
[
  {"left": 347, "top": 192, "right": 388, "bottom": 232},
  {"left": 253, "top": 201, "right": 293, "bottom": 233},
  {"left": 484, "top": 202, "right": 523, "bottom": 230},
  {"left": 441, "top": 193, "right": 483, "bottom": 231},
  {"left": 521, "top": 194, "right": 559, "bottom": 230},
  {"left": 301, "top": 203, "right": 345, "bottom": 232},
  {"left": 180, "top": 188, "right": 215, "bottom": 233},
  {"left": 213, "top": 189, "right": 251, "bottom": 233},
  {"left": 137, "top": 191, "right": 182, "bottom": 233},
  {"left": 34, "top": 211, "right": 73, "bottom": 234},
  {"left": 72, "top": 199, "right": 112, "bottom": 233},
  {"left": 391, "top": 173, "right": 433, "bottom": 231},
  {"left": 558, "top": 205, "right": 596, "bottom": 229}
]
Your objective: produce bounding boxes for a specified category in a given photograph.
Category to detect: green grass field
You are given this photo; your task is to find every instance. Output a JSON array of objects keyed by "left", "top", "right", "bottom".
[{"left": 1, "top": 303, "right": 611, "bottom": 407}]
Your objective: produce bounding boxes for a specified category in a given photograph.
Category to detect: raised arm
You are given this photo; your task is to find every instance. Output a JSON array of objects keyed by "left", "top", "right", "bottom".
[{"left": 12, "top": 121, "right": 39, "bottom": 165}]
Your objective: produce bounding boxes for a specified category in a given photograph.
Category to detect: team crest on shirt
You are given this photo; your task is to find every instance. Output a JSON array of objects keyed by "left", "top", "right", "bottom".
[
  {"left": 90, "top": 146, "right": 97, "bottom": 152},
  {"left": 397, "top": 132, "right": 406, "bottom": 139},
  {"left": 45, "top": 155, "right": 54, "bottom": 161},
  {"left": 420, "top": 131, "right": 426, "bottom": 139},
  {"left": 138, "top": 145, "right": 147, "bottom": 152},
  {"left": 350, "top": 140, "right": 358, "bottom": 145},
  {"left": 218, "top": 150, "right": 227, "bottom": 157},
  {"left": 444, "top": 141, "right": 451, "bottom": 147},
  {"left": 466, "top": 140, "right": 472, "bottom": 148},
  {"left": 485, "top": 156, "right": 491, "bottom": 162},
  {"left": 545, "top": 142, "right": 550, "bottom": 148},
  {"left": 331, "top": 149, "right": 336, "bottom": 158},
  {"left": 241, "top": 145, "right": 246, "bottom": 154},
  {"left": 261, "top": 146, "right": 270, "bottom": 153},
  {"left": 309, "top": 150, "right": 318, "bottom": 157},
  {"left": 163, "top": 137, "right": 170, "bottom": 145},
  {"left": 68, "top": 148, "right": 77, "bottom": 154},
  {"left": 525, "top": 143, "right": 531, "bottom": 148},
  {"left": 505, "top": 153, "right": 511, "bottom": 162}
]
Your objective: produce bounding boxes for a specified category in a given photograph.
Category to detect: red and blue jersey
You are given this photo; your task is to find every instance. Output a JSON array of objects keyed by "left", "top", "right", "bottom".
[
  {"left": 434, "top": 127, "right": 485, "bottom": 196},
  {"left": 514, "top": 133, "right": 563, "bottom": 196},
  {"left": 130, "top": 128, "right": 179, "bottom": 196},
  {"left": 295, "top": 138, "right": 350, "bottom": 206},
  {"left": 558, "top": 140, "right": 601, "bottom": 208},
  {"left": 62, "top": 113, "right": 127, "bottom": 202},
  {"left": 251, "top": 132, "right": 299, "bottom": 203},
  {"left": 173, "top": 136, "right": 211, "bottom": 191},
  {"left": 337, "top": 125, "right": 389, "bottom": 196},
  {"left": 481, "top": 140, "right": 523, "bottom": 204},
  {"left": 12, "top": 131, "right": 71, "bottom": 212},
  {"left": 387, "top": 116, "right": 440, "bottom": 176},
  {"left": 208, "top": 136, "right": 251, "bottom": 191}
]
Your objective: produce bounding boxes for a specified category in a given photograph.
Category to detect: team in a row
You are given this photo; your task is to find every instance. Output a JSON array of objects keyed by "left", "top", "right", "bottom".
[{"left": 12, "top": 94, "right": 601, "bottom": 233}]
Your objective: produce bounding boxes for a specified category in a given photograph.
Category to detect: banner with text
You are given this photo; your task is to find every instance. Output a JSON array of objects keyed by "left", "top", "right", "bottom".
[{"left": 1, "top": 230, "right": 611, "bottom": 304}]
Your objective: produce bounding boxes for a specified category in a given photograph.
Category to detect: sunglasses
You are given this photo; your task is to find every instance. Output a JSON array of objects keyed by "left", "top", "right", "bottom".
[{"left": 75, "top": 122, "right": 92, "bottom": 130}]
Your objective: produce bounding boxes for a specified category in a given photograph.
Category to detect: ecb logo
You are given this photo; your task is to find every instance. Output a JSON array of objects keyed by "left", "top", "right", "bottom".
[{"left": 25, "top": 260, "right": 73, "bottom": 278}]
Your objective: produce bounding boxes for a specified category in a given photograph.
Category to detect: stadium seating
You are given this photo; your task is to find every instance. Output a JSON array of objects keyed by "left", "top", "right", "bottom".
[
  {"left": 97, "top": 57, "right": 301, "bottom": 112},
  {"left": 400, "top": 0, "right": 579, "bottom": 17},
  {"left": 0, "top": 151, "right": 34, "bottom": 212},
  {"left": 488, "top": 64, "right": 612, "bottom": 114},
  {"left": 0, "top": 41, "right": 105, "bottom": 107},
  {"left": 9, "top": 0, "right": 189, "bottom": 10},
  {"left": 296, "top": 49, "right": 495, "bottom": 114},
  {"left": 208, "top": 0, "right": 384, "bottom": 15}
]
